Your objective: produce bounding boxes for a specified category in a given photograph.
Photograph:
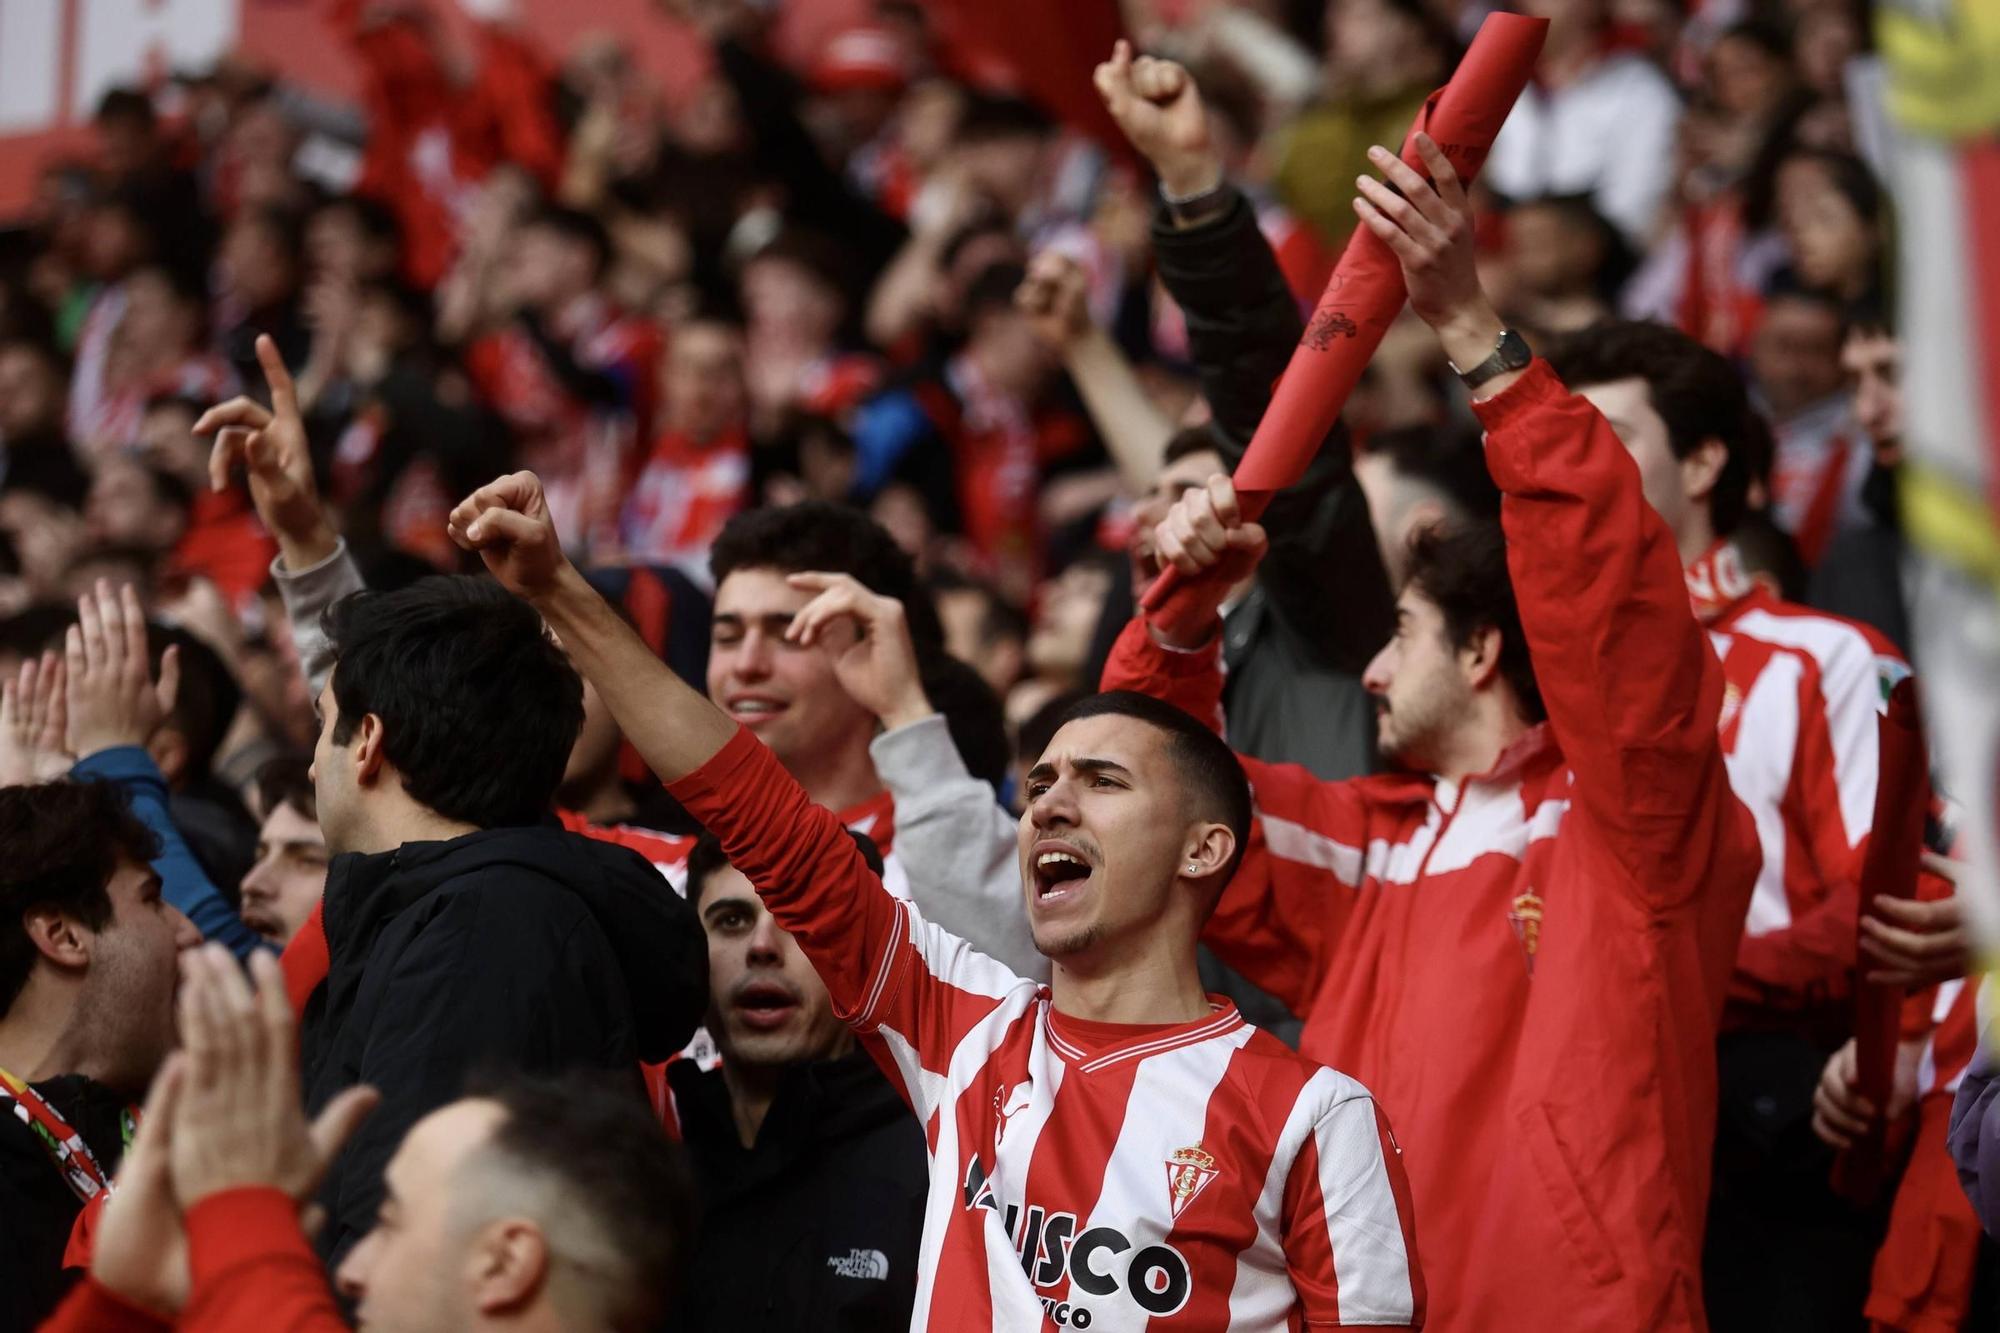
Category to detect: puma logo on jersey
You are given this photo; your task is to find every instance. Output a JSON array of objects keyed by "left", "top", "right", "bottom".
[{"left": 993, "top": 1080, "right": 1033, "bottom": 1153}]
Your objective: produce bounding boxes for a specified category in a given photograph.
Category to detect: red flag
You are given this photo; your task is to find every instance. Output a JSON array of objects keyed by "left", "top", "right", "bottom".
[{"left": 1142, "top": 12, "right": 1547, "bottom": 620}]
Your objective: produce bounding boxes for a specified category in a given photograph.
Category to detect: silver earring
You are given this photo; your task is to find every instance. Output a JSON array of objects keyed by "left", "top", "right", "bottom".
[{"left": 1186, "top": 862, "right": 1199, "bottom": 873}]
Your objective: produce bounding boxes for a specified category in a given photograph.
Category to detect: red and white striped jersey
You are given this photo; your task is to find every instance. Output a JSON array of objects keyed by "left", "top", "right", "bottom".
[
  {"left": 1685, "top": 542, "right": 1914, "bottom": 1018},
  {"left": 670, "top": 728, "right": 1425, "bottom": 1332}
]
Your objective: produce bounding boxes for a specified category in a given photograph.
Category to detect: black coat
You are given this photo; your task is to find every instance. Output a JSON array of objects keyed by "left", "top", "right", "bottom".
[
  {"left": 673, "top": 1050, "right": 927, "bottom": 1333},
  {"left": 1150, "top": 188, "right": 1394, "bottom": 783},
  {"left": 0, "top": 1075, "right": 129, "bottom": 1333},
  {"left": 300, "top": 825, "right": 707, "bottom": 1267}
]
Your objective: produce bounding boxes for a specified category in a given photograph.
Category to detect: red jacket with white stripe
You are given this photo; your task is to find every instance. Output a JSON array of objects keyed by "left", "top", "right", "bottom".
[
  {"left": 1690, "top": 553, "right": 1916, "bottom": 1023},
  {"left": 668, "top": 728, "right": 1425, "bottom": 1332},
  {"left": 1104, "top": 361, "right": 1761, "bottom": 1331}
]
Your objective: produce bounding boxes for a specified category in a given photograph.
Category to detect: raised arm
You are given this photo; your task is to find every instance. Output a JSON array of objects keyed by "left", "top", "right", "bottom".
[
  {"left": 1094, "top": 44, "right": 1392, "bottom": 672},
  {"left": 1355, "top": 136, "right": 1737, "bottom": 903},
  {"left": 65, "top": 584, "right": 268, "bottom": 961},
  {"left": 447, "top": 476, "right": 1028, "bottom": 1112},
  {"left": 783, "top": 571, "right": 1046, "bottom": 981}
]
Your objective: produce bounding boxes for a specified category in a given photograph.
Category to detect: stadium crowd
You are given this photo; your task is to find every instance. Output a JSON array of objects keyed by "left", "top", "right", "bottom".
[{"left": 0, "top": 0, "right": 1995, "bottom": 1329}]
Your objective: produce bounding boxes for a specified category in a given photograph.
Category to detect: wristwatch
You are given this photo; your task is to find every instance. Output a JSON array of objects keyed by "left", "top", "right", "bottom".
[
  {"left": 1160, "top": 178, "right": 1233, "bottom": 230},
  {"left": 1448, "top": 328, "right": 1533, "bottom": 390}
]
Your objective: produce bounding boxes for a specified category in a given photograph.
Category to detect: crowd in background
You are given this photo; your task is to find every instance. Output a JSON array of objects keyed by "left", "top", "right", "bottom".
[{"left": 0, "top": 0, "right": 1979, "bottom": 1329}]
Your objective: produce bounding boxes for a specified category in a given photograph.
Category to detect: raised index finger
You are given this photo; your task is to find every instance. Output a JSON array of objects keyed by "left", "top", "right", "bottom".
[{"left": 255, "top": 334, "right": 299, "bottom": 420}]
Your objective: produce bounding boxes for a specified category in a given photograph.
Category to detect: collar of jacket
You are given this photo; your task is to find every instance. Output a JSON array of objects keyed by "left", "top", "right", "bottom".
[
  {"left": 1353, "top": 721, "right": 1562, "bottom": 810},
  {"left": 669, "top": 1048, "right": 907, "bottom": 1182}
]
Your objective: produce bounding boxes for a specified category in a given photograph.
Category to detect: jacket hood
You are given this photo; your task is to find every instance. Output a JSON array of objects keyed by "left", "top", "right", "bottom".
[{"left": 326, "top": 825, "right": 707, "bottom": 1062}]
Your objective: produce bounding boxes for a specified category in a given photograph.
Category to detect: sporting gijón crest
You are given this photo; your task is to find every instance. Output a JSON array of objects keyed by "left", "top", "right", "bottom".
[{"left": 1165, "top": 1144, "right": 1218, "bottom": 1218}]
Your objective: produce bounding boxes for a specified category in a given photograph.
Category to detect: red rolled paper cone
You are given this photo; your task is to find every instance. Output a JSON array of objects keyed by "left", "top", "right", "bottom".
[
  {"left": 1141, "top": 11, "right": 1547, "bottom": 620},
  {"left": 1831, "top": 678, "right": 1930, "bottom": 1204}
]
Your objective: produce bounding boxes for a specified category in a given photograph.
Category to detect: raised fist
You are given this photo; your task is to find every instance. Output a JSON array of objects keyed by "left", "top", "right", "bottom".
[
  {"left": 1092, "top": 40, "right": 1223, "bottom": 200},
  {"left": 447, "top": 472, "right": 571, "bottom": 602}
]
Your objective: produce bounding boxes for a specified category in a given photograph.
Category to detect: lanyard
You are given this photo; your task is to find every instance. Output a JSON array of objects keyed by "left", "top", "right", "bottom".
[{"left": 0, "top": 1066, "right": 134, "bottom": 1203}]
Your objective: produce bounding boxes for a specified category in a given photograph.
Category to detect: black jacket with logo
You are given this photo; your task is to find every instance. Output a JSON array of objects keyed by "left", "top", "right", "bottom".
[
  {"left": 672, "top": 1049, "right": 927, "bottom": 1332},
  {"left": 300, "top": 825, "right": 707, "bottom": 1267}
]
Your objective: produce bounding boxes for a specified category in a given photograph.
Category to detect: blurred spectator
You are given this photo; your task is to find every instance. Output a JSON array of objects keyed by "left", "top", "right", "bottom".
[
  {"left": 1272, "top": 0, "right": 1454, "bottom": 250},
  {"left": 1808, "top": 304, "right": 1912, "bottom": 654},
  {"left": 1493, "top": 195, "right": 1631, "bottom": 338},
  {"left": 70, "top": 263, "right": 235, "bottom": 462},
  {"left": 622, "top": 318, "right": 751, "bottom": 574},
  {"left": 0, "top": 340, "right": 70, "bottom": 460},
  {"left": 1753, "top": 277, "right": 1868, "bottom": 566},
  {"left": 1485, "top": 0, "right": 1685, "bottom": 245},
  {"left": 929, "top": 567, "right": 1028, "bottom": 695}
]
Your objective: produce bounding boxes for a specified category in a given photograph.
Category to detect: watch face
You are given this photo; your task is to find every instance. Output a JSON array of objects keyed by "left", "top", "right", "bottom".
[{"left": 1498, "top": 330, "right": 1533, "bottom": 369}]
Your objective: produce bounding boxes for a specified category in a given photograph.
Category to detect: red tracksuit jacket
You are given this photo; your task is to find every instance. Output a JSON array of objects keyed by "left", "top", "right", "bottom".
[
  {"left": 39, "top": 1189, "right": 345, "bottom": 1333},
  {"left": 1103, "top": 360, "right": 1762, "bottom": 1330}
]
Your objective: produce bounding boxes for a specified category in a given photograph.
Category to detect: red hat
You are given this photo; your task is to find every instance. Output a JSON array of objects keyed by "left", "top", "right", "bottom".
[{"left": 809, "top": 26, "right": 912, "bottom": 95}]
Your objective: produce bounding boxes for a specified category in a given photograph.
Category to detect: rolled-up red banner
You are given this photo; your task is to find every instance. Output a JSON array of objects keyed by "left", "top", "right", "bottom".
[
  {"left": 1831, "top": 677, "right": 1931, "bottom": 1203},
  {"left": 1141, "top": 11, "right": 1547, "bottom": 619}
]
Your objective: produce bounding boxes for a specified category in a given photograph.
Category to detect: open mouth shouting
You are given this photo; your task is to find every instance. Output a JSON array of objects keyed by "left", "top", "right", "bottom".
[
  {"left": 730, "top": 978, "right": 803, "bottom": 1031},
  {"left": 1030, "top": 839, "right": 1096, "bottom": 910}
]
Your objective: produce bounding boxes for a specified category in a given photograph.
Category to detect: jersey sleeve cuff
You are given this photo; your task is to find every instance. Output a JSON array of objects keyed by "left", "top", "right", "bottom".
[{"left": 186, "top": 1187, "right": 316, "bottom": 1286}]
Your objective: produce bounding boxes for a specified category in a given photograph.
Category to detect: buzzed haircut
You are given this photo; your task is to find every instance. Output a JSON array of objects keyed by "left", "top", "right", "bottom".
[
  {"left": 463, "top": 1074, "right": 698, "bottom": 1332},
  {"left": 686, "top": 826, "right": 884, "bottom": 908},
  {"left": 0, "top": 782, "right": 160, "bottom": 1015},
  {"left": 1050, "top": 691, "right": 1253, "bottom": 886},
  {"left": 1162, "top": 425, "right": 1225, "bottom": 469}
]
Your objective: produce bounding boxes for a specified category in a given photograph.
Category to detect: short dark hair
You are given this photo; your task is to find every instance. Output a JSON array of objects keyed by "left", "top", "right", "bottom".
[
  {"left": 926, "top": 568, "right": 1027, "bottom": 651},
  {"left": 0, "top": 781, "right": 160, "bottom": 1015},
  {"left": 93, "top": 87, "right": 155, "bottom": 130},
  {"left": 964, "top": 260, "right": 1029, "bottom": 324},
  {"left": 1403, "top": 520, "right": 1546, "bottom": 724},
  {"left": 1017, "top": 689, "right": 1089, "bottom": 767},
  {"left": 1843, "top": 295, "right": 1894, "bottom": 341},
  {"left": 469, "top": 1073, "right": 697, "bottom": 1332},
  {"left": 1362, "top": 424, "right": 1501, "bottom": 521},
  {"left": 709, "top": 501, "right": 943, "bottom": 648},
  {"left": 686, "top": 826, "right": 883, "bottom": 907},
  {"left": 1162, "top": 425, "right": 1225, "bottom": 469},
  {"left": 1544, "top": 320, "right": 1757, "bottom": 536},
  {"left": 955, "top": 93, "right": 1052, "bottom": 145},
  {"left": 527, "top": 205, "right": 613, "bottom": 279},
  {"left": 254, "top": 754, "right": 317, "bottom": 825},
  {"left": 1049, "top": 691, "right": 1253, "bottom": 888},
  {"left": 323, "top": 577, "right": 583, "bottom": 828}
]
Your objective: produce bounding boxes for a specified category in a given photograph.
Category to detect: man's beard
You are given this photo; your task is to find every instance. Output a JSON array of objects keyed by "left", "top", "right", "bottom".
[{"left": 1035, "top": 922, "right": 1106, "bottom": 959}]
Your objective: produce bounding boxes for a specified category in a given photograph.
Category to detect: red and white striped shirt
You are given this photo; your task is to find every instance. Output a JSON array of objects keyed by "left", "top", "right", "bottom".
[
  {"left": 670, "top": 727, "right": 1424, "bottom": 1332},
  {"left": 1686, "top": 542, "right": 1914, "bottom": 1018}
]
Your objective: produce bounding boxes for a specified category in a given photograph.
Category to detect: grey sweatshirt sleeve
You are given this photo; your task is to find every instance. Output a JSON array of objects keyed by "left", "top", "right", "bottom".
[
  {"left": 273, "top": 540, "right": 367, "bottom": 699},
  {"left": 869, "top": 714, "right": 1048, "bottom": 983}
]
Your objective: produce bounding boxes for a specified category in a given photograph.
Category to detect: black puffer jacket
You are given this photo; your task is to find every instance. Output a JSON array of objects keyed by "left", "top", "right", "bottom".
[
  {"left": 300, "top": 825, "right": 707, "bottom": 1266},
  {"left": 672, "top": 1050, "right": 927, "bottom": 1333}
]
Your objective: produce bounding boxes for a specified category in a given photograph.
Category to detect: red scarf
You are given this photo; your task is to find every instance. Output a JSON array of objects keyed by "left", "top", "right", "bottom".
[{"left": 1683, "top": 540, "right": 1757, "bottom": 626}]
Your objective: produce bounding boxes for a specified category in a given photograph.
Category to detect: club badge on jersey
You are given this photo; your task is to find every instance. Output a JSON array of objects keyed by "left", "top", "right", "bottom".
[{"left": 1165, "top": 1144, "right": 1219, "bottom": 1219}]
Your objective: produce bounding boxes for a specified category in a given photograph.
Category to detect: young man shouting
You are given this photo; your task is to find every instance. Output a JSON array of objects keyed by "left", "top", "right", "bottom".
[
  {"left": 1112, "top": 135, "right": 1762, "bottom": 1329},
  {"left": 445, "top": 473, "right": 1425, "bottom": 1331}
]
